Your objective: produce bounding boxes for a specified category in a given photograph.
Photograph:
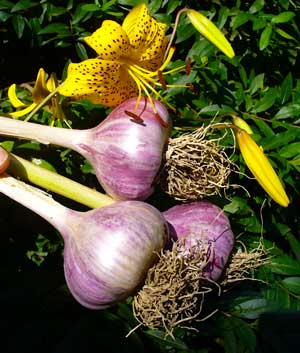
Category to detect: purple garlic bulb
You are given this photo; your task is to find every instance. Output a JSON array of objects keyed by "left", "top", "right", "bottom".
[
  {"left": 63, "top": 201, "right": 168, "bottom": 309},
  {"left": 0, "top": 175, "right": 168, "bottom": 309},
  {"left": 0, "top": 97, "right": 170, "bottom": 200},
  {"left": 163, "top": 201, "right": 234, "bottom": 281},
  {"left": 83, "top": 97, "right": 170, "bottom": 200}
]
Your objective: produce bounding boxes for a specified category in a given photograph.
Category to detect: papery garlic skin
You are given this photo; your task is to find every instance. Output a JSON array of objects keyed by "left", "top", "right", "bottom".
[
  {"left": 163, "top": 202, "right": 234, "bottom": 281},
  {"left": 64, "top": 201, "right": 169, "bottom": 309},
  {"left": 0, "top": 97, "right": 170, "bottom": 201},
  {"left": 0, "top": 175, "right": 168, "bottom": 310},
  {"left": 82, "top": 97, "right": 170, "bottom": 200}
]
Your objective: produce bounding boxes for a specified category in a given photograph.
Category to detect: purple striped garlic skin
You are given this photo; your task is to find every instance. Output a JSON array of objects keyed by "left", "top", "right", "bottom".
[
  {"left": 0, "top": 97, "right": 170, "bottom": 201},
  {"left": 64, "top": 200, "right": 168, "bottom": 309},
  {"left": 163, "top": 202, "right": 234, "bottom": 281},
  {"left": 80, "top": 97, "right": 170, "bottom": 200}
]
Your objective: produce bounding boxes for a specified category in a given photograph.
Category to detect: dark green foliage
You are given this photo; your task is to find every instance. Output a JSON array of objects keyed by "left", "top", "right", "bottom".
[{"left": 0, "top": 0, "right": 300, "bottom": 352}]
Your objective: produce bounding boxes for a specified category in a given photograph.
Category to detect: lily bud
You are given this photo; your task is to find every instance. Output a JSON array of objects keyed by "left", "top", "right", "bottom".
[
  {"left": 186, "top": 9, "right": 235, "bottom": 58},
  {"left": 233, "top": 116, "right": 253, "bottom": 134},
  {"left": 236, "top": 128, "right": 290, "bottom": 207}
]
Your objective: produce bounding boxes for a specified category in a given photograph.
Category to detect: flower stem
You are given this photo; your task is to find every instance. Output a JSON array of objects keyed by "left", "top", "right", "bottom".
[
  {"left": 164, "top": 8, "right": 188, "bottom": 62},
  {"left": 0, "top": 173, "right": 70, "bottom": 233},
  {"left": 25, "top": 83, "right": 63, "bottom": 122},
  {"left": 7, "top": 153, "right": 115, "bottom": 209},
  {"left": 0, "top": 115, "right": 84, "bottom": 149}
]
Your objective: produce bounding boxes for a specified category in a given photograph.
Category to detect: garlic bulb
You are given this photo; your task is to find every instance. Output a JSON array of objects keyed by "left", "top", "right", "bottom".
[
  {"left": 0, "top": 175, "right": 168, "bottom": 308},
  {"left": 0, "top": 97, "right": 170, "bottom": 200},
  {"left": 163, "top": 201, "right": 234, "bottom": 280}
]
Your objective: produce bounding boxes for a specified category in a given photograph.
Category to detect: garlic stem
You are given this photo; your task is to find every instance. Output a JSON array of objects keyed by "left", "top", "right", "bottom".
[
  {"left": 0, "top": 116, "right": 85, "bottom": 148},
  {"left": 8, "top": 153, "right": 115, "bottom": 208},
  {"left": 0, "top": 174, "right": 71, "bottom": 235}
]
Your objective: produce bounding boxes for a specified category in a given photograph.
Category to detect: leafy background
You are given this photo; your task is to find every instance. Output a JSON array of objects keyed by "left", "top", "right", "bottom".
[{"left": 0, "top": 0, "right": 300, "bottom": 352}]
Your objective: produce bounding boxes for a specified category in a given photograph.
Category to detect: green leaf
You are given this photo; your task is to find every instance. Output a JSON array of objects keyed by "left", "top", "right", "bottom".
[
  {"left": 285, "top": 232, "right": 300, "bottom": 261},
  {"left": 252, "top": 88, "right": 278, "bottom": 113},
  {"left": 12, "top": 14, "right": 26, "bottom": 38},
  {"left": 279, "top": 142, "right": 300, "bottom": 158},
  {"left": 252, "top": 17, "right": 267, "bottom": 30},
  {"left": 220, "top": 315, "right": 257, "bottom": 353},
  {"left": 279, "top": 0, "right": 290, "bottom": 9},
  {"left": 264, "top": 284, "right": 291, "bottom": 309},
  {"left": 254, "top": 119, "right": 274, "bottom": 138},
  {"left": 31, "top": 158, "right": 57, "bottom": 172},
  {"left": 224, "top": 328, "right": 237, "bottom": 353},
  {"left": 248, "top": 73, "right": 264, "bottom": 95},
  {"left": 11, "top": 0, "right": 36, "bottom": 12},
  {"left": 271, "top": 11, "right": 295, "bottom": 24},
  {"left": 269, "top": 255, "right": 300, "bottom": 275},
  {"left": 145, "top": 329, "right": 188, "bottom": 350},
  {"left": 281, "top": 277, "right": 300, "bottom": 294},
  {"left": 0, "top": 10, "right": 10, "bottom": 22},
  {"left": 16, "top": 141, "right": 41, "bottom": 151},
  {"left": 231, "top": 12, "right": 252, "bottom": 31},
  {"left": 275, "top": 27, "right": 297, "bottom": 41},
  {"left": 262, "top": 129, "right": 298, "bottom": 150},
  {"left": 234, "top": 298, "right": 270, "bottom": 319},
  {"left": 259, "top": 25, "right": 272, "bottom": 50},
  {"left": 199, "top": 104, "right": 235, "bottom": 116},
  {"left": 274, "top": 104, "right": 300, "bottom": 120},
  {"left": 0, "top": 141, "right": 14, "bottom": 152},
  {"left": 238, "top": 65, "right": 248, "bottom": 87},
  {"left": 166, "top": 0, "right": 181, "bottom": 15},
  {"left": 75, "top": 42, "right": 88, "bottom": 61},
  {"left": 38, "top": 23, "right": 70, "bottom": 35},
  {"left": 235, "top": 318, "right": 257, "bottom": 353},
  {"left": 249, "top": 0, "right": 265, "bottom": 14},
  {"left": 279, "top": 72, "right": 293, "bottom": 104},
  {"left": 0, "top": 0, "right": 14, "bottom": 10},
  {"left": 223, "top": 197, "right": 249, "bottom": 214},
  {"left": 47, "top": 5, "right": 67, "bottom": 17}
]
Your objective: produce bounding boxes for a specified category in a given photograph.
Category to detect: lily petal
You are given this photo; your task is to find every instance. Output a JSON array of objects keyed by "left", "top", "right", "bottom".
[
  {"left": 9, "top": 102, "right": 37, "bottom": 119},
  {"left": 139, "top": 23, "right": 168, "bottom": 71},
  {"left": 122, "top": 3, "right": 167, "bottom": 69},
  {"left": 236, "top": 129, "right": 290, "bottom": 207},
  {"left": 32, "top": 68, "right": 51, "bottom": 103},
  {"left": 46, "top": 73, "right": 57, "bottom": 92},
  {"left": 59, "top": 58, "right": 138, "bottom": 106},
  {"left": 186, "top": 9, "right": 235, "bottom": 59},
  {"left": 8, "top": 84, "right": 27, "bottom": 108},
  {"left": 84, "top": 20, "right": 131, "bottom": 60}
]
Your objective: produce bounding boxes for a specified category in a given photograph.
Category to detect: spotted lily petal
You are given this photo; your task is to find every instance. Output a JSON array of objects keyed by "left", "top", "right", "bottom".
[
  {"left": 60, "top": 3, "right": 175, "bottom": 111},
  {"left": 9, "top": 102, "right": 37, "bottom": 118},
  {"left": 84, "top": 20, "right": 131, "bottom": 59},
  {"left": 59, "top": 58, "right": 138, "bottom": 106},
  {"left": 122, "top": 3, "right": 168, "bottom": 70},
  {"left": 186, "top": 9, "right": 235, "bottom": 59},
  {"left": 236, "top": 129, "right": 290, "bottom": 207},
  {"left": 8, "top": 84, "right": 27, "bottom": 108},
  {"left": 138, "top": 23, "right": 168, "bottom": 71}
]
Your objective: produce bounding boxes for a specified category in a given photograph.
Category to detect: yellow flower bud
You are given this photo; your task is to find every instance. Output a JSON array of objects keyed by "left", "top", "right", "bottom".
[
  {"left": 236, "top": 129, "right": 290, "bottom": 207},
  {"left": 186, "top": 9, "right": 235, "bottom": 58}
]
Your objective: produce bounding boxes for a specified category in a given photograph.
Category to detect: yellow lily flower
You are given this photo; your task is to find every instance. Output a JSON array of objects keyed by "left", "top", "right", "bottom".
[
  {"left": 58, "top": 4, "right": 235, "bottom": 117},
  {"left": 186, "top": 9, "right": 235, "bottom": 59},
  {"left": 236, "top": 128, "right": 290, "bottom": 207},
  {"left": 58, "top": 3, "right": 184, "bottom": 115},
  {"left": 8, "top": 68, "right": 64, "bottom": 123}
]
